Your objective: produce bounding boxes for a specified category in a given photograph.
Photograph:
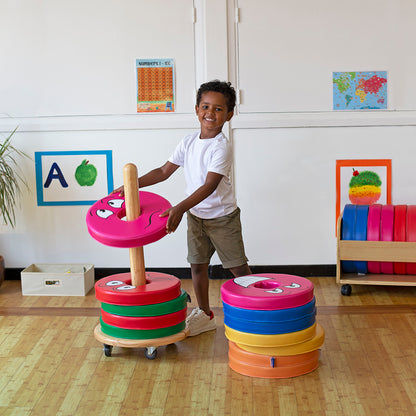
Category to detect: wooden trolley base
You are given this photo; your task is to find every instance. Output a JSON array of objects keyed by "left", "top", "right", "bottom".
[
  {"left": 94, "top": 323, "right": 190, "bottom": 359},
  {"left": 336, "top": 216, "right": 416, "bottom": 295}
]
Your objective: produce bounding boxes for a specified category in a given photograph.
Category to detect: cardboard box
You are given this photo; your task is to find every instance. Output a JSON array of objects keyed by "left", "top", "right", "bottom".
[{"left": 21, "top": 263, "right": 94, "bottom": 296}]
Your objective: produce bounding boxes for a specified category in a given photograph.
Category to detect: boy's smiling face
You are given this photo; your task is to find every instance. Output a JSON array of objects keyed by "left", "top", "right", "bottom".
[{"left": 195, "top": 91, "right": 234, "bottom": 139}]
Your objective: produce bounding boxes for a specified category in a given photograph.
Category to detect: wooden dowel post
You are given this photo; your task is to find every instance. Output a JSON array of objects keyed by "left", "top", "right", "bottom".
[{"left": 123, "top": 163, "right": 146, "bottom": 287}]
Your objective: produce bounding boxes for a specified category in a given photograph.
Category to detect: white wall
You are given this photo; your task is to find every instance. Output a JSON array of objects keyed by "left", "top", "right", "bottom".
[
  {"left": 234, "top": 126, "right": 416, "bottom": 266},
  {"left": 0, "top": 0, "right": 196, "bottom": 116},
  {"left": 235, "top": 0, "right": 416, "bottom": 112},
  {"left": 1, "top": 0, "right": 416, "bottom": 269}
]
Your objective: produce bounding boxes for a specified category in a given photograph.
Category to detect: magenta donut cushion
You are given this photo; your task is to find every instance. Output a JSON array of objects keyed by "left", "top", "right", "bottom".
[{"left": 221, "top": 274, "right": 314, "bottom": 311}]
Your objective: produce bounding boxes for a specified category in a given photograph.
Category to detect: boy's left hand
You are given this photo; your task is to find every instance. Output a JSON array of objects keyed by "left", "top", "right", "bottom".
[{"left": 160, "top": 205, "right": 185, "bottom": 234}]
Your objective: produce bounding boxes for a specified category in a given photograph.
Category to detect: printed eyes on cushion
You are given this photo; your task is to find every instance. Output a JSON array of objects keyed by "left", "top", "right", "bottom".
[
  {"left": 96, "top": 209, "right": 113, "bottom": 219},
  {"left": 103, "top": 280, "right": 136, "bottom": 290},
  {"left": 265, "top": 284, "right": 300, "bottom": 294},
  {"left": 107, "top": 199, "right": 124, "bottom": 208},
  {"left": 95, "top": 199, "right": 125, "bottom": 219}
]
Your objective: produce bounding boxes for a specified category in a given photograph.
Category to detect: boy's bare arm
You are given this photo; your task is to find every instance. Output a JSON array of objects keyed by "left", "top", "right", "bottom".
[
  {"left": 138, "top": 161, "right": 179, "bottom": 188},
  {"left": 112, "top": 161, "right": 179, "bottom": 195},
  {"left": 161, "top": 171, "right": 223, "bottom": 233}
]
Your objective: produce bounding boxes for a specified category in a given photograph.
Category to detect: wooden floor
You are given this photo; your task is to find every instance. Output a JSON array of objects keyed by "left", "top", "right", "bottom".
[{"left": 1, "top": 277, "right": 416, "bottom": 416}]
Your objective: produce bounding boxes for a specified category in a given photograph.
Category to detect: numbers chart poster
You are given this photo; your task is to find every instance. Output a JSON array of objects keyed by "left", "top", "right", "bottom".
[
  {"left": 333, "top": 71, "right": 387, "bottom": 110},
  {"left": 136, "top": 59, "right": 175, "bottom": 113}
]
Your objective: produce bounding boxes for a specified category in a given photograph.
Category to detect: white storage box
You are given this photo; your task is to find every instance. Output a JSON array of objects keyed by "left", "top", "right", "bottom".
[{"left": 21, "top": 264, "right": 94, "bottom": 296}]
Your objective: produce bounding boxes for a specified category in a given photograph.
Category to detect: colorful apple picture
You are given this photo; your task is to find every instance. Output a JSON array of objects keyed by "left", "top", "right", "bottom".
[{"left": 75, "top": 159, "right": 98, "bottom": 186}]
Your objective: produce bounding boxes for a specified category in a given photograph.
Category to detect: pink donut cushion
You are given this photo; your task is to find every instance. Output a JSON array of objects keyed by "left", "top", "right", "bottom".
[
  {"left": 221, "top": 274, "right": 314, "bottom": 311},
  {"left": 380, "top": 205, "right": 394, "bottom": 274},
  {"left": 393, "top": 205, "right": 407, "bottom": 274},
  {"left": 406, "top": 205, "right": 416, "bottom": 274},
  {"left": 367, "top": 204, "right": 381, "bottom": 273},
  {"left": 86, "top": 191, "right": 171, "bottom": 248}
]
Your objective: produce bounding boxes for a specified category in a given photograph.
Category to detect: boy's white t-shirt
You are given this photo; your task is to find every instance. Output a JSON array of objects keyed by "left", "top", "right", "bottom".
[{"left": 168, "top": 131, "right": 237, "bottom": 219}]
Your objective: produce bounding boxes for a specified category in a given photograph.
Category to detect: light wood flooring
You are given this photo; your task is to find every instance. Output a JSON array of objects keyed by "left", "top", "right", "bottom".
[{"left": 0, "top": 277, "right": 416, "bottom": 416}]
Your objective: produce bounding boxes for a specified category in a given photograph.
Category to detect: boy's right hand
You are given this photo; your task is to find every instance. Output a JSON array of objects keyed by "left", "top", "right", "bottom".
[{"left": 160, "top": 205, "right": 185, "bottom": 234}]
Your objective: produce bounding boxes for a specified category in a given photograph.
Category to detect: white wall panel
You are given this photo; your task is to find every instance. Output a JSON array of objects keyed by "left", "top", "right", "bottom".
[
  {"left": 235, "top": 0, "right": 416, "bottom": 112},
  {"left": 0, "top": 0, "right": 196, "bottom": 117},
  {"left": 233, "top": 126, "right": 416, "bottom": 265},
  {"left": 1, "top": 0, "right": 416, "bottom": 269}
]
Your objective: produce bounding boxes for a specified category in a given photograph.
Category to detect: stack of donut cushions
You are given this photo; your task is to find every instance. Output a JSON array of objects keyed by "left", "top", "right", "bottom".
[
  {"left": 87, "top": 192, "right": 188, "bottom": 344},
  {"left": 221, "top": 274, "right": 325, "bottom": 379},
  {"left": 341, "top": 204, "right": 416, "bottom": 274},
  {"left": 95, "top": 273, "right": 188, "bottom": 341}
]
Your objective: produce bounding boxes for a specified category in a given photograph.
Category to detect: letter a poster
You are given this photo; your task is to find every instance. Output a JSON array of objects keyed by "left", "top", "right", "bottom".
[
  {"left": 35, "top": 151, "right": 113, "bottom": 206},
  {"left": 136, "top": 58, "right": 175, "bottom": 112}
]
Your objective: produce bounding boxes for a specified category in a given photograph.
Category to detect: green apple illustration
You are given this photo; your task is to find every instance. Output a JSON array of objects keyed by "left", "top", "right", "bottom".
[{"left": 75, "top": 159, "right": 97, "bottom": 186}]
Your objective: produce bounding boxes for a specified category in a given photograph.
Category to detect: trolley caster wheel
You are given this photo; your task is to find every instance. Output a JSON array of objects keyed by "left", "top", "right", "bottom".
[
  {"left": 104, "top": 344, "right": 113, "bottom": 357},
  {"left": 145, "top": 347, "right": 157, "bottom": 360},
  {"left": 341, "top": 284, "right": 352, "bottom": 296}
]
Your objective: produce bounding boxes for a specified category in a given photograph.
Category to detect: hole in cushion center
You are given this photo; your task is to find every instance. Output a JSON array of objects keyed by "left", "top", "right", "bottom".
[{"left": 253, "top": 281, "right": 280, "bottom": 290}]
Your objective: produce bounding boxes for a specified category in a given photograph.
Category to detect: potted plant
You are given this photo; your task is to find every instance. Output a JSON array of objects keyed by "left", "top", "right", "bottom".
[{"left": 0, "top": 126, "right": 29, "bottom": 286}]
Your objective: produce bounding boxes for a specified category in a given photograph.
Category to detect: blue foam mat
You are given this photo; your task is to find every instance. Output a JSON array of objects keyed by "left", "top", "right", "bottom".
[
  {"left": 222, "top": 298, "right": 316, "bottom": 321},
  {"left": 354, "top": 205, "right": 369, "bottom": 273},
  {"left": 341, "top": 204, "right": 357, "bottom": 273},
  {"left": 223, "top": 309, "right": 316, "bottom": 335}
]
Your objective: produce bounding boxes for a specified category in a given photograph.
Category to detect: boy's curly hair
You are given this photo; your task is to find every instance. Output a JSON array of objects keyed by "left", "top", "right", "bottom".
[{"left": 196, "top": 80, "right": 236, "bottom": 112}]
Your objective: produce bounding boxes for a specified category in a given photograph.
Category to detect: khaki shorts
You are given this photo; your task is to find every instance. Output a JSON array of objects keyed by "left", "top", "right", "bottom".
[{"left": 187, "top": 208, "right": 248, "bottom": 269}]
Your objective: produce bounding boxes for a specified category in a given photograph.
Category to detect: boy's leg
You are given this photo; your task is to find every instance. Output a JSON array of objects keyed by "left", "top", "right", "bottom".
[
  {"left": 190, "top": 263, "right": 210, "bottom": 315},
  {"left": 187, "top": 262, "right": 217, "bottom": 336},
  {"left": 187, "top": 211, "right": 215, "bottom": 316},
  {"left": 205, "top": 208, "right": 250, "bottom": 278},
  {"left": 229, "top": 263, "right": 252, "bottom": 278}
]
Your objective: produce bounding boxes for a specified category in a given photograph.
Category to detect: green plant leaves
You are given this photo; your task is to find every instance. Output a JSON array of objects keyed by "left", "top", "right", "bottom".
[{"left": 0, "top": 127, "right": 30, "bottom": 227}]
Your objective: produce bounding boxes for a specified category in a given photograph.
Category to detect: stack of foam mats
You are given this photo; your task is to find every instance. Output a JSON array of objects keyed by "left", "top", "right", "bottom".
[
  {"left": 221, "top": 274, "right": 325, "bottom": 378},
  {"left": 94, "top": 272, "right": 188, "bottom": 358},
  {"left": 341, "top": 204, "right": 416, "bottom": 274}
]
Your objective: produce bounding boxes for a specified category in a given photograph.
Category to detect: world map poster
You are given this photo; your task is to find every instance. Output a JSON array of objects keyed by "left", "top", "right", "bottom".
[{"left": 333, "top": 71, "right": 387, "bottom": 110}]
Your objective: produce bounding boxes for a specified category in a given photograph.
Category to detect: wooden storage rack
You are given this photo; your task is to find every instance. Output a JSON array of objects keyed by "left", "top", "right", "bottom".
[{"left": 336, "top": 216, "right": 416, "bottom": 295}]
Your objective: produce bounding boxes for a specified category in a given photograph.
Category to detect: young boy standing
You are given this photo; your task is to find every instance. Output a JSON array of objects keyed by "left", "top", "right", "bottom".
[{"left": 116, "top": 80, "right": 251, "bottom": 336}]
